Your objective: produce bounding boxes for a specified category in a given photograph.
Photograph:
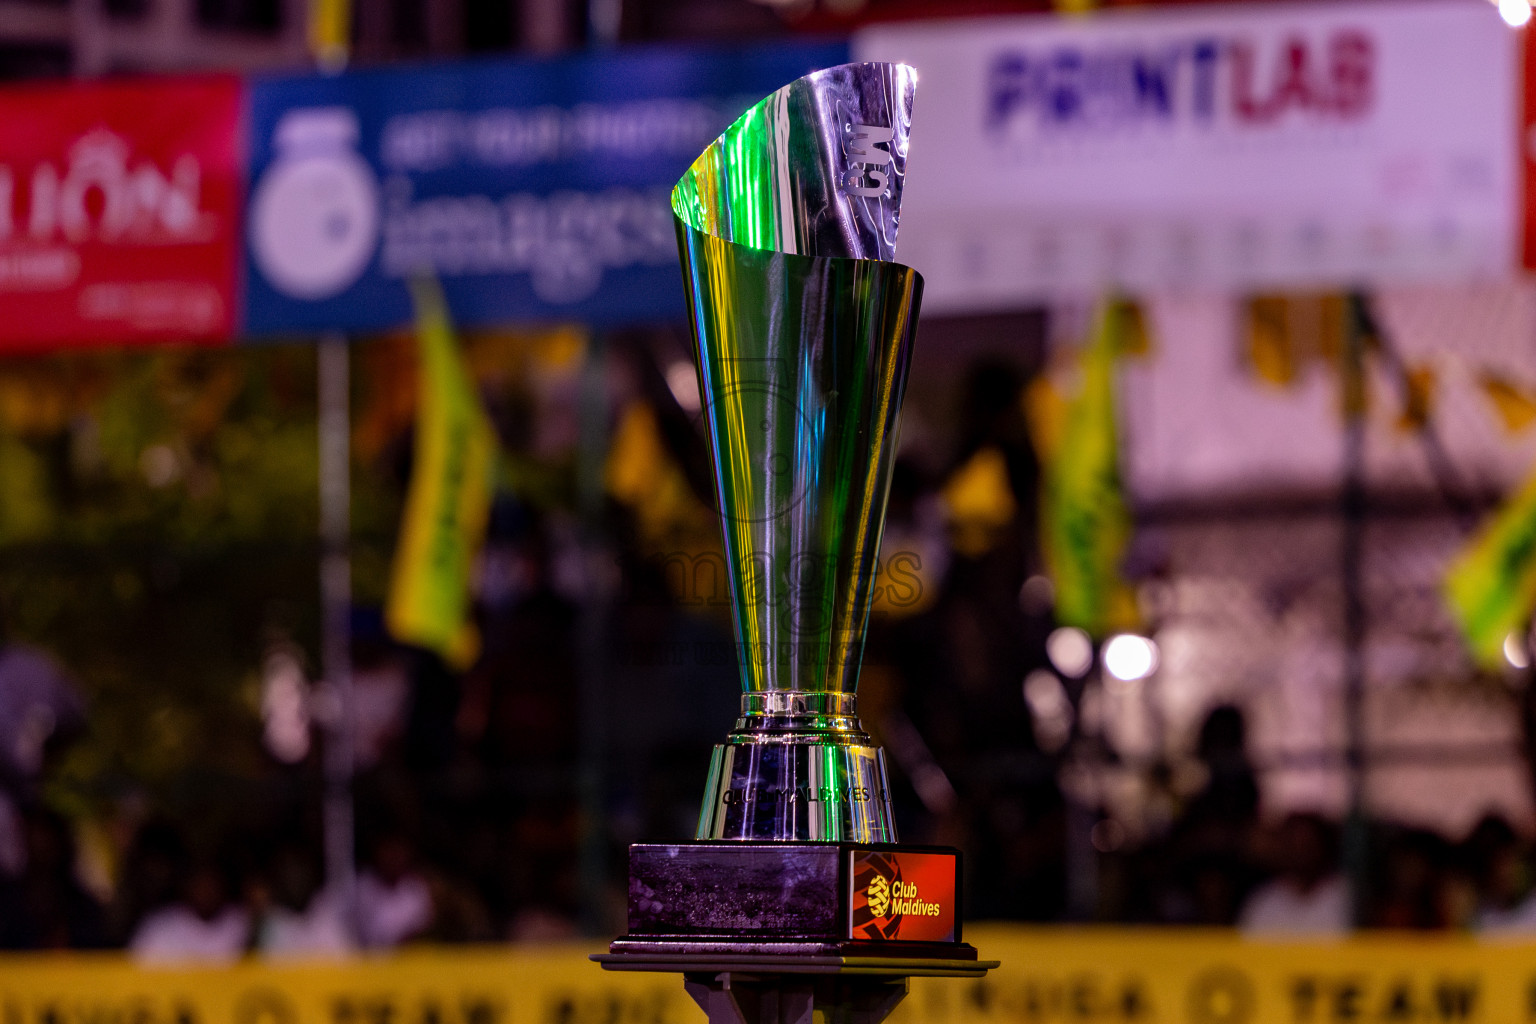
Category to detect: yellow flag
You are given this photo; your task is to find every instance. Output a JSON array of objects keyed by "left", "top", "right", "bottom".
[
  {"left": 1445, "top": 466, "right": 1536, "bottom": 668},
  {"left": 1481, "top": 373, "right": 1536, "bottom": 434},
  {"left": 1396, "top": 363, "right": 1436, "bottom": 433},
  {"left": 941, "top": 447, "right": 1019, "bottom": 559},
  {"left": 385, "top": 277, "right": 498, "bottom": 669},
  {"left": 604, "top": 401, "right": 714, "bottom": 545},
  {"left": 308, "top": 0, "right": 350, "bottom": 69},
  {"left": 1243, "top": 293, "right": 1348, "bottom": 390},
  {"left": 1041, "top": 299, "right": 1139, "bottom": 637}
]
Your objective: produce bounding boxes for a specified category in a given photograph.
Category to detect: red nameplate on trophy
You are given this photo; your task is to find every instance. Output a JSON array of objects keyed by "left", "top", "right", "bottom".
[{"left": 847, "top": 848, "right": 958, "bottom": 943}]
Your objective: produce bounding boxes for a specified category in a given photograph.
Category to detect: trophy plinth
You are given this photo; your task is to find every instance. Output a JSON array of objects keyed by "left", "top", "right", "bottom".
[
  {"left": 596, "top": 842, "right": 992, "bottom": 1000},
  {"left": 697, "top": 692, "right": 895, "bottom": 842},
  {"left": 596, "top": 59, "right": 996, "bottom": 1020}
]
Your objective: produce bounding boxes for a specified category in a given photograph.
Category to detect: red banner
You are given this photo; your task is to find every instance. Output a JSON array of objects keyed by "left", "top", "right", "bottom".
[{"left": 0, "top": 75, "right": 241, "bottom": 351}]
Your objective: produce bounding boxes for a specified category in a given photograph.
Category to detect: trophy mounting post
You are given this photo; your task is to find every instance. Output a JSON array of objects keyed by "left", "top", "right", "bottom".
[
  {"left": 683, "top": 973, "right": 907, "bottom": 1024},
  {"left": 595, "top": 61, "right": 997, "bottom": 1021}
]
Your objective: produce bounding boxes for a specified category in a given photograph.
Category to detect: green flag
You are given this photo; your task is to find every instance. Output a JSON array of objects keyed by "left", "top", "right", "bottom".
[
  {"left": 1445, "top": 466, "right": 1536, "bottom": 668},
  {"left": 385, "top": 276, "right": 498, "bottom": 669},
  {"left": 1041, "top": 299, "right": 1139, "bottom": 637}
]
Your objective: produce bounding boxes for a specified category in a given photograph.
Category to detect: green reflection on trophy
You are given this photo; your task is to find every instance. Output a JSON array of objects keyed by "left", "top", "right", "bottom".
[{"left": 672, "top": 62, "right": 921, "bottom": 842}]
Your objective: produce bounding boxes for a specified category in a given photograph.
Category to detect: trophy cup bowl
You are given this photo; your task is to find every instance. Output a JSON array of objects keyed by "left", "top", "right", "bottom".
[{"left": 673, "top": 61, "right": 920, "bottom": 844}]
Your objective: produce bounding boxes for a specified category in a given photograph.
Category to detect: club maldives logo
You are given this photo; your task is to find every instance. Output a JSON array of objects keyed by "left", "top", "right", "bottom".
[
  {"left": 865, "top": 873, "right": 941, "bottom": 920},
  {"left": 866, "top": 873, "right": 889, "bottom": 918},
  {"left": 850, "top": 849, "right": 956, "bottom": 942}
]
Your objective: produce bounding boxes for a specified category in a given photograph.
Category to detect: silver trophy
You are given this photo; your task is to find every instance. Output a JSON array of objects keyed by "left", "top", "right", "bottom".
[{"left": 672, "top": 62, "right": 921, "bottom": 843}]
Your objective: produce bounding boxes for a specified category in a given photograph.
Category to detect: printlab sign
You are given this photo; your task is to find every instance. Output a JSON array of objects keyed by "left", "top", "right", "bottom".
[
  {"left": 242, "top": 42, "right": 848, "bottom": 336},
  {"left": 855, "top": 0, "right": 1518, "bottom": 310}
]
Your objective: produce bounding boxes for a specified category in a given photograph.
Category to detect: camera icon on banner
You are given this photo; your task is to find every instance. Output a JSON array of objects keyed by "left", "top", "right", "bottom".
[{"left": 249, "top": 107, "right": 380, "bottom": 301}]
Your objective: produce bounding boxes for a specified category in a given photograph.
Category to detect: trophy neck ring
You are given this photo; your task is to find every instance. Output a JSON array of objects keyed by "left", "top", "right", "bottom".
[
  {"left": 742, "top": 690, "right": 856, "bottom": 718},
  {"left": 731, "top": 690, "right": 867, "bottom": 742}
]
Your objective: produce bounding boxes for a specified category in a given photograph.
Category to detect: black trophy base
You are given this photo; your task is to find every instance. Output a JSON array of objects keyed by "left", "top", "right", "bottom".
[{"left": 594, "top": 842, "right": 997, "bottom": 1024}]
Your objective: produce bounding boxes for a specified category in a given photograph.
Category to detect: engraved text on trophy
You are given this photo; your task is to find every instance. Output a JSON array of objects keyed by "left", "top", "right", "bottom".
[{"left": 843, "top": 123, "right": 895, "bottom": 197}]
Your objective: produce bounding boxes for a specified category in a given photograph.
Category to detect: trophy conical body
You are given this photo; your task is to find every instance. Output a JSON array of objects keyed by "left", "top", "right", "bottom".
[{"left": 673, "top": 63, "right": 920, "bottom": 842}]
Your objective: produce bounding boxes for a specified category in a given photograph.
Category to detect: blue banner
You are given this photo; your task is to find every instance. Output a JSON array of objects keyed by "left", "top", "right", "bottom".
[{"left": 242, "top": 40, "right": 849, "bottom": 336}]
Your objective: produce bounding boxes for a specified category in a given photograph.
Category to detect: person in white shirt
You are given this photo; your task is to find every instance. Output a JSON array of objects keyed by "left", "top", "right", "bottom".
[
  {"left": 259, "top": 888, "right": 353, "bottom": 958},
  {"left": 356, "top": 832, "right": 431, "bottom": 949},
  {"left": 1239, "top": 812, "right": 1352, "bottom": 937},
  {"left": 129, "top": 861, "right": 249, "bottom": 964},
  {"left": 1464, "top": 814, "right": 1536, "bottom": 934},
  {"left": 256, "top": 843, "right": 354, "bottom": 959}
]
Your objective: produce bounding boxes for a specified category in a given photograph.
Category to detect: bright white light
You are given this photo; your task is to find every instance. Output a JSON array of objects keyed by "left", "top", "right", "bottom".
[
  {"left": 1090, "top": 819, "right": 1126, "bottom": 853},
  {"left": 139, "top": 444, "right": 181, "bottom": 488},
  {"left": 1019, "top": 574, "right": 1055, "bottom": 614},
  {"left": 261, "top": 648, "right": 311, "bottom": 764},
  {"left": 1024, "top": 669, "right": 1068, "bottom": 715},
  {"left": 1505, "top": 631, "right": 1531, "bottom": 669},
  {"left": 1104, "top": 633, "right": 1160, "bottom": 682},
  {"left": 1023, "top": 670, "right": 1073, "bottom": 753},
  {"left": 1046, "top": 627, "right": 1094, "bottom": 678},
  {"left": 665, "top": 360, "right": 701, "bottom": 412},
  {"left": 1499, "top": 0, "right": 1531, "bottom": 29}
]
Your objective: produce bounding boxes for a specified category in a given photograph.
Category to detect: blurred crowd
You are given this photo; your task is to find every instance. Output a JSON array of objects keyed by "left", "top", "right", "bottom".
[
  {"left": 0, "top": 337, "right": 1532, "bottom": 958},
  {"left": 7, "top": 678, "right": 1536, "bottom": 956},
  {"left": 1086, "top": 706, "right": 1536, "bottom": 936}
]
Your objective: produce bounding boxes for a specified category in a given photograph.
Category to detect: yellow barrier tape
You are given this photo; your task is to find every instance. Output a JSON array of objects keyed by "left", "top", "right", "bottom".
[
  {"left": 0, "top": 947, "right": 675, "bottom": 1024},
  {"left": 906, "top": 926, "right": 1497, "bottom": 1024},
  {"left": 0, "top": 928, "right": 1529, "bottom": 1024}
]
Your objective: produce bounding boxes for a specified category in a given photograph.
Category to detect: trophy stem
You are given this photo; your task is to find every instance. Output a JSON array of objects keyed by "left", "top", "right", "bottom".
[
  {"left": 696, "top": 691, "right": 897, "bottom": 842},
  {"left": 685, "top": 974, "right": 908, "bottom": 1024}
]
